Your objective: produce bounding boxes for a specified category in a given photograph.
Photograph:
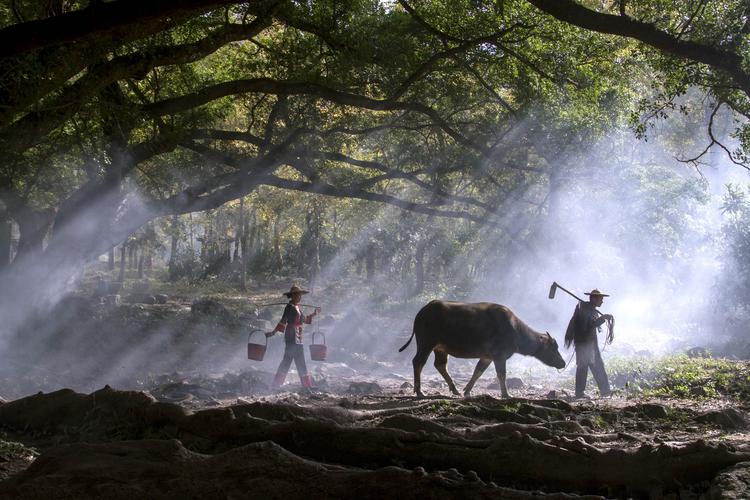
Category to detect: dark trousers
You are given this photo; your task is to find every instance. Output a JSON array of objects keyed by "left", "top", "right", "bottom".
[
  {"left": 575, "top": 339, "right": 610, "bottom": 396},
  {"left": 274, "top": 343, "right": 310, "bottom": 387}
]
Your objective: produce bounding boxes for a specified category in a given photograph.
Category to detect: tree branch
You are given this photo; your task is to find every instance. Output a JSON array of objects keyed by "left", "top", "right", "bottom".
[
  {"left": 526, "top": 0, "right": 750, "bottom": 96},
  {"left": 678, "top": 102, "right": 749, "bottom": 170},
  {"left": 262, "top": 176, "right": 485, "bottom": 223},
  {"left": 179, "top": 138, "right": 493, "bottom": 223},
  {"left": 0, "top": 0, "right": 244, "bottom": 59},
  {"left": 1, "top": 15, "right": 274, "bottom": 152},
  {"left": 144, "top": 78, "right": 484, "bottom": 152},
  {"left": 305, "top": 150, "right": 490, "bottom": 210}
]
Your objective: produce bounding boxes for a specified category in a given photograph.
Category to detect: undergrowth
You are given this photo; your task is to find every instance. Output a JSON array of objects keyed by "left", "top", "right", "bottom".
[{"left": 606, "top": 355, "right": 750, "bottom": 400}]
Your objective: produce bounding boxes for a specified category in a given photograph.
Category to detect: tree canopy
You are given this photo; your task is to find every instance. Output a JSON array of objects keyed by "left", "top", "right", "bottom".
[{"left": 0, "top": 0, "right": 744, "bottom": 311}]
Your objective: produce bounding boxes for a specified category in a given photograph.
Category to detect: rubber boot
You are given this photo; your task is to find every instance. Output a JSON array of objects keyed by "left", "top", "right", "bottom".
[
  {"left": 300, "top": 375, "right": 313, "bottom": 394},
  {"left": 273, "top": 372, "right": 287, "bottom": 388}
]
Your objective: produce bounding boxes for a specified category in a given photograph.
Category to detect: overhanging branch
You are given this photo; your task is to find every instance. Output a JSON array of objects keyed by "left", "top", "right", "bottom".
[
  {"left": 526, "top": 0, "right": 750, "bottom": 96},
  {"left": 144, "top": 78, "right": 484, "bottom": 152},
  {"left": 1, "top": 15, "right": 275, "bottom": 153},
  {"left": 0, "top": 0, "right": 243, "bottom": 59}
]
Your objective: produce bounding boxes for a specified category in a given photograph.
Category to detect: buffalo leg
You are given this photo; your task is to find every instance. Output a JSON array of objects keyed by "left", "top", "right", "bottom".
[
  {"left": 433, "top": 350, "right": 460, "bottom": 396},
  {"left": 412, "top": 348, "right": 431, "bottom": 397},
  {"left": 463, "top": 358, "right": 491, "bottom": 397},
  {"left": 493, "top": 357, "right": 509, "bottom": 398}
]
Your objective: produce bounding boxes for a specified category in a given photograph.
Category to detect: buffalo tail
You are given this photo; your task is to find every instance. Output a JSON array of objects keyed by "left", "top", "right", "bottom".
[{"left": 398, "top": 331, "right": 415, "bottom": 352}]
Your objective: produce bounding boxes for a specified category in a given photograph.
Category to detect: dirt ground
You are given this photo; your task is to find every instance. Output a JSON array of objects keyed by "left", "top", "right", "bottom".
[{"left": 0, "top": 365, "right": 747, "bottom": 499}]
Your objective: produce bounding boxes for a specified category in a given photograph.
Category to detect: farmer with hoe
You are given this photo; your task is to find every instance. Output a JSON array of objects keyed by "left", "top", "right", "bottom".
[
  {"left": 266, "top": 285, "right": 321, "bottom": 390},
  {"left": 564, "top": 289, "right": 614, "bottom": 399}
]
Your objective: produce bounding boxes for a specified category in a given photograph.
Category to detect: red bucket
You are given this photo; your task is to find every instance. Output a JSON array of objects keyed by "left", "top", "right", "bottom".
[
  {"left": 247, "top": 329, "right": 267, "bottom": 361},
  {"left": 309, "top": 331, "right": 327, "bottom": 361}
]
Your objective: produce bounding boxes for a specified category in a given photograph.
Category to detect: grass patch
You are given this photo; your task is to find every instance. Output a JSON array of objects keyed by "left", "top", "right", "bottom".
[
  {"left": 606, "top": 355, "right": 750, "bottom": 400},
  {"left": 0, "top": 438, "right": 37, "bottom": 460}
]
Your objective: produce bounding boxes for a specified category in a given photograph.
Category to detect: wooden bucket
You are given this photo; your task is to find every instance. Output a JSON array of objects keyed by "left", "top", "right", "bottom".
[
  {"left": 309, "top": 331, "right": 327, "bottom": 361},
  {"left": 247, "top": 329, "right": 267, "bottom": 361}
]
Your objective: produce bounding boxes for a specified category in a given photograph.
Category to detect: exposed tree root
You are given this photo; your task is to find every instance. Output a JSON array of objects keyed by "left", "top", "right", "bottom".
[
  {"left": 0, "top": 387, "right": 747, "bottom": 497},
  {"left": 0, "top": 439, "right": 605, "bottom": 500}
]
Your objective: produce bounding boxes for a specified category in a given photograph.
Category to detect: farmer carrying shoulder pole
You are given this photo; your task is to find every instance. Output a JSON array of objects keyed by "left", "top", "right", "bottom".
[
  {"left": 564, "top": 289, "right": 613, "bottom": 399},
  {"left": 266, "top": 285, "right": 321, "bottom": 390}
]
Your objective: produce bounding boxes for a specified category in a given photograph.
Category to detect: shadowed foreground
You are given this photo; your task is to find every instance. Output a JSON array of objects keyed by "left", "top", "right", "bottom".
[{"left": 0, "top": 386, "right": 748, "bottom": 498}]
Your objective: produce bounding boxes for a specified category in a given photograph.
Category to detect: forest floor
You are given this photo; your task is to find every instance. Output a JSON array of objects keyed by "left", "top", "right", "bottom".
[
  {"left": 0, "top": 362, "right": 748, "bottom": 499},
  {"left": 0, "top": 276, "right": 748, "bottom": 498}
]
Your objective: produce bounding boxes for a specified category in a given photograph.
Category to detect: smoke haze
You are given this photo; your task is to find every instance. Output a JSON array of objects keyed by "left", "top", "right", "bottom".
[{"left": 0, "top": 107, "right": 748, "bottom": 397}]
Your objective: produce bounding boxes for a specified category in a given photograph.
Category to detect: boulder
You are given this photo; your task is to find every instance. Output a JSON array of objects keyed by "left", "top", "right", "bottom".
[
  {"left": 506, "top": 377, "right": 525, "bottom": 390},
  {"left": 487, "top": 378, "right": 524, "bottom": 391},
  {"left": 348, "top": 382, "right": 382, "bottom": 395},
  {"left": 624, "top": 403, "right": 668, "bottom": 419},
  {"left": 695, "top": 408, "right": 748, "bottom": 430},
  {"left": 190, "top": 297, "right": 234, "bottom": 323}
]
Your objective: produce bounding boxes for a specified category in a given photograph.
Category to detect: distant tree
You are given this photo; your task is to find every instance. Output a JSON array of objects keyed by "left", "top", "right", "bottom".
[{"left": 718, "top": 184, "right": 750, "bottom": 315}]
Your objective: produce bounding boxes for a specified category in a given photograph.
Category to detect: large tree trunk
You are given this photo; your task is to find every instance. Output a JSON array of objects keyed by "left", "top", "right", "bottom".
[
  {"left": 246, "top": 208, "right": 257, "bottom": 277},
  {"left": 201, "top": 224, "right": 210, "bottom": 262},
  {"left": 238, "top": 197, "right": 246, "bottom": 291},
  {"left": 332, "top": 208, "right": 338, "bottom": 242},
  {"left": 107, "top": 247, "right": 115, "bottom": 271},
  {"left": 137, "top": 249, "right": 145, "bottom": 279},
  {"left": 188, "top": 213, "right": 195, "bottom": 255},
  {"left": 118, "top": 244, "right": 126, "bottom": 283},
  {"left": 272, "top": 217, "right": 283, "bottom": 271},
  {"left": 311, "top": 201, "right": 322, "bottom": 292},
  {"left": 0, "top": 217, "right": 11, "bottom": 270},
  {"left": 13, "top": 208, "right": 53, "bottom": 263},
  {"left": 414, "top": 221, "right": 434, "bottom": 295},
  {"left": 414, "top": 239, "right": 427, "bottom": 295},
  {"left": 168, "top": 215, "right": 179, "bottom": 280},
  {"left": 0, "top": 193, "right": 142, "bottom": 338}
]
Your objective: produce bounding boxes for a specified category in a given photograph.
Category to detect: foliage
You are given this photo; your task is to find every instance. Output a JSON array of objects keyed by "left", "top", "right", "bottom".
[
  {"left": 167, "top": 247, "right": 202, "bottom": 283},
  {"left": 2, "top": 0, "right": 749, "bottom": 345},
  {"left": 0, "top": 437, "right": 37, "bottom": 460},
  {"left": 710, "top": 183, "right": 750, "bottom": 334},
  {"left": 605, "top": 355, "right": 750, "bottom": 400}
]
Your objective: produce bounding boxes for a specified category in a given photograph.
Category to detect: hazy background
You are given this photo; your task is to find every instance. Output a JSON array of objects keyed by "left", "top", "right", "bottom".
[{"left": 1, "top": 107, "right": 748, "bottom": 397}]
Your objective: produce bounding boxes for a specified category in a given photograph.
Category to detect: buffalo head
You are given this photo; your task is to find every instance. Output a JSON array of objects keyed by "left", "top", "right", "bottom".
[{"left": 536, "top": 332, "right": 566, "bottom": 369}]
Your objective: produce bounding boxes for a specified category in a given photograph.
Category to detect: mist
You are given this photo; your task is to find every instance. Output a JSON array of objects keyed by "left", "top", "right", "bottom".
[
  {"left": 300, "top": 116, "right": 750, "bottom": 386},
  {"left": 0, "top": 108, "right": 747, "bottom": 400}
]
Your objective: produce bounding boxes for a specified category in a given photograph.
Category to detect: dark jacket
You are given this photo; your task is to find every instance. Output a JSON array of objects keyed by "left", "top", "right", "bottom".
[
  {"left": 564, "top": 301, "right": 607, "bottom": 347},
  {"left": 274, "top": 302, "right": 314, "bottom": 344}
]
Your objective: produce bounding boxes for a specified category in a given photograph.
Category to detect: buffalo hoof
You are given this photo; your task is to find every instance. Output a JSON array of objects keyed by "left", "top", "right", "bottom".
[
  {"left": 463, "top": 390, "right": 471, "bottom": 397},
  {"left": 450, "top": 389, "right": 461, "bottom": 397},
  {"left": 415, "top": 391, "right": 425, "bottom": 398}
]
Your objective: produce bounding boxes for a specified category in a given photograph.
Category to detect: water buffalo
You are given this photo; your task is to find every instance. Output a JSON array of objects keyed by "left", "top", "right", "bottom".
[{"left": 399, "top": 300, "right": 566, "bottom": 397}]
